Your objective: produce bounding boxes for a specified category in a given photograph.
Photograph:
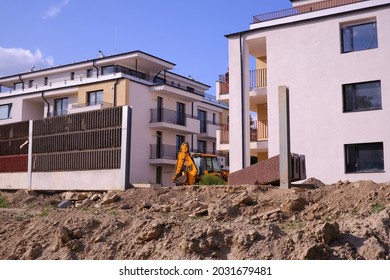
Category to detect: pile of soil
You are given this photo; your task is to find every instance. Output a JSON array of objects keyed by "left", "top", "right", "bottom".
[{"left": 0, "top": 179, "right": 389, "bottom": 260}]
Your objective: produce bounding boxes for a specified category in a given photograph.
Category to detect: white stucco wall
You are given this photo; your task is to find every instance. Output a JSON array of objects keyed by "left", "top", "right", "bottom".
[{"left": 260, "top": 6, "right": 390, "bottom": 183}]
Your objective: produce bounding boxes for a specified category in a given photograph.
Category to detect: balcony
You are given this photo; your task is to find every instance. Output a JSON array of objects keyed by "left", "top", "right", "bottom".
[
  {"left": 199, "top": 120, "right": 220, "bottom": 140},
  {"left": 216, "top": 68, "right": 267, "bottom": 101},
  {"left": 217, "top": 119, "right": 268, "bottom": 147},
  {"left": 149, "top": 144, "right": 177, "bottom": 165},
  {"left": 69, "top": 101, "right": 113, "bottom": 115},
  {"left": 149, "top": 108, "right": 200, "bottom": 134},
  {"left": 253, "top": 0, "right": 367, "bottom": 23}
]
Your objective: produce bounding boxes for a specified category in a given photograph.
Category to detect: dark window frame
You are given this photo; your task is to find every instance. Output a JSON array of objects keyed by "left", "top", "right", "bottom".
[
  {"left": 86, "top": 69, "right": 93, "bottom": 78},
  {"left": 345, "top": 142, "right": 384, "bottom": 173},
  {"left": 54, "top": 97, "right": 68, "bottom": 116},
  {"left": 87, "top": 90, "right": 104, "bottom": 106},
  {"left": 342, "top": 80, "right": 382, "bottom": 113},
  {"left": 341, "top": 21, "right": 378, "bottom": 53},
  {"left": 0, "top": 103, "right": 12, "bottom": 119},
  {"left": 198, "top": 109, "right": 207, "bottom": 133}
]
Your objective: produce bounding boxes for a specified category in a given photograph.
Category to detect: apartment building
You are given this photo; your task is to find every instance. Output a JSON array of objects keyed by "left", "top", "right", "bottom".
[
  {"left": 0, "top": 50, "right": 228, "bottom": 187},
  {"left": 217, "top": 0, "right": 390, "bottom": 184}
]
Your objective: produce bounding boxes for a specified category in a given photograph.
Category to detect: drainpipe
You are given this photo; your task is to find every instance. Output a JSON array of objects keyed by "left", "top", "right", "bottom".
[
  {"left": 239, "top": 32, "right": 246, "bottom": 169},
  {"left": 41, "top": 91, "right": 50, "bottom": 117},
  {"left": 18, "top": 74, "right": 24, "bottom": 91},
  {"left": 113, "top": 79, "right": 118, "bottom": 107},
  {"left": 93, "top": 60, "right": 99, "bottom": 78}
]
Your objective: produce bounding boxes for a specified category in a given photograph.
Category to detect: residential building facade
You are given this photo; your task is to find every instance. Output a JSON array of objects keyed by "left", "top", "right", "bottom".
[
  {"left": 0, "top": 50, "right": 228, "bottom": 187},
  {"left": 217, "top": 0, "right": 390, "bottom": 184}
]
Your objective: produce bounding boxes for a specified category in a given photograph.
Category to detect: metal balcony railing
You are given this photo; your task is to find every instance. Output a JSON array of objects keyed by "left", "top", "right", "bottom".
[
  {"left": 150, "top": 144, "right": 178, "bottom": 160},
  {"left": 253, "top": 0, "right": 368, "bottom": 23},
  {"left": 150, "top": 108, "right": 195, "bottom": 126},
  {"left": 219, "top": 119, "right": 268, "bottom": 144}
]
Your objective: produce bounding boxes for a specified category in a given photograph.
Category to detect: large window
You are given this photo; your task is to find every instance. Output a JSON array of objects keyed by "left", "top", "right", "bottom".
[
  {"left": 54, "top": 97, "right": 68, "bottom": 116},
  {"left": 341, "top": 21, "right": 378, "bottom": 53},
  {"left": 88, "top": 90, "right": 103, "bottom": 106},
  {"left": 0, "top": 104, "right": 12, "bottom": 119},
  {"left": 176, "top": 102, "right": 185, "bottom": 126},
  {"left": 343, "top": 81, "right": 381, "bottom": 112},
  {"left": 197, "top": 140, "right": 206, "bottom": 153},
  {"left": 176, "top": 135, "right": 185, "bottom": 155},
  {"left": 86, "top": 69, "right": 93, "bottom": 78},
  {"left": 198, "top": 110, "right": 207, "bottom": 133},
  {"left": 345, "top": 142, "right": 384, "bottom": 173},
  {"left": 101, "top": 65, "right": 115, "bottom": 75}
]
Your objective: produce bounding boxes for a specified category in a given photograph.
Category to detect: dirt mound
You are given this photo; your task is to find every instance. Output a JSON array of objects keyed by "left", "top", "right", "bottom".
[{"left": 0, "top": 180, "right": 389, "bottom": 260}]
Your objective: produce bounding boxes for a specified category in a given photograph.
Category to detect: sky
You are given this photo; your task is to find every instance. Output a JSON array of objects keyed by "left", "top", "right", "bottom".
[{"left": 0, "top": 0, "right": 292, "bottom": 95}]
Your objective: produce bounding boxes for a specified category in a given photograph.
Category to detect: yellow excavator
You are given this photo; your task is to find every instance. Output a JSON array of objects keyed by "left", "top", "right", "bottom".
[{"left": 172, "top": 142, "right": 228, "bottom": 186}]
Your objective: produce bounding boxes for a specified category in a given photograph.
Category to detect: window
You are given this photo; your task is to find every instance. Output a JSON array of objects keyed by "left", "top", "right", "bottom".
[
  {"left": 88, "top": 90, "right": 103, "bottom": 106},
  {"left": 156, "top": 166, "right": 162, "bottom": 185},
  {"left": 176, "top": 102, "right": 185, "bottom": 125},
  {"left": 28, "top": 80, "right": 34, "bottom": 88},
  {"left": 176, "top": 135, "right": 185, "bottom": 155},
  {"left": 54, "top": 97, "right": 68, "bottom": 116},
  {"left": 345, "top": 142, "right": 384, "bottom": 173},
  {"left": 0, "top": 104, "right": 12, "bottom": 119},
  {"left": 101, "top": 65, "right": 115, "bottom": 75},
  {"left": 343, "top": 81, "right": 381, "bottom": 112},
  {"left": 341, "top": 21, "right": 378, "bottom": 53},
  {"left": 197, "top": 140, "right": 206, "bottom": 153},
  {"left": 14, "top": 82, "right": 23, "bottom": 91},
  {"left": 156, "top": 131, "right": 162, "bottom": 159},
  {"left": 198, "top": 110, "right": 207, "bottom": 133},
  {"left": 157, "top": 97, "right": 163, "bottom": 122},
  {"left": 70, "top": 72, "right": 75, "bottom": 81},
  {"left": 213, "top": 113, "right": 216, "bottom": 125},
  {"left": 86, "top": 69, "right": 93, "bottom": 78},
  {"left": 44, "top": 77, "right": 48, "bottom": 86}
]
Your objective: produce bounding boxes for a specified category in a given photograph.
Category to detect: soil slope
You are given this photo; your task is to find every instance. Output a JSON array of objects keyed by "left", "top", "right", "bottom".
[{"left": 0, "top": 179, "right": 389, "bottom": 260}]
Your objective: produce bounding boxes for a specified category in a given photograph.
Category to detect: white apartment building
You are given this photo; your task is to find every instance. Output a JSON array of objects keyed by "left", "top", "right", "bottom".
[
  {"left": 217, "top": 0, "right": 390, "bottom": 184},
  {"left": 0, "top": 50, "right": 228, "bottom": 187}
]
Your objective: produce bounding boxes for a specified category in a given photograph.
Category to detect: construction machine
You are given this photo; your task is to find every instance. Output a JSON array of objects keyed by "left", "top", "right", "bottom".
[{"left": 172, "top": 142, "right": 228, "bottom": 186}]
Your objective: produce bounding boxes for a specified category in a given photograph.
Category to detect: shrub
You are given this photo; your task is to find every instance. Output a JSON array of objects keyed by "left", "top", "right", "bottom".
[
  {"left": 199, "top": 174, "right": 225, "bottom": 186},
  {"left": 0, "top": 195, "right": 9, "bottom": 208}
]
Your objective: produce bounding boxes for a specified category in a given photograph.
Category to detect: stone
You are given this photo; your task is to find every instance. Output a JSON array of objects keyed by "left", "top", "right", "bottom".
[
  {"left": 318, "top": 222, "right": 340, "bottom": 245},
  {"left": 232, "top": 192, "right": 254, "bottom": 206},
  {"left": 57, "top": 226, "right": 72, "bottom": 243},
  {"left": 282, "top": 197, "right": 308, "bottom": 214},
  {"left": 303, "top": 243, "right": 329, "bottom": 260},
  {"left": 139, "top": 222, "right": 163, "bottom": 241},
  {"left": 57, "top": 200, "right": 73, "bottom": 209}
]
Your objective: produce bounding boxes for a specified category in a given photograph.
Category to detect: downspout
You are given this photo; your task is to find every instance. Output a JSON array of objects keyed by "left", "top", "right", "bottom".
[
  {"left": 239, "top": 32, "right": 246, "bottom": 169},
  {"left": 93, "top": 60, "right": 99, "bottom": 78},
  {"left": 113, "top": 79, "right": 118, "bottom": 107},
  {"left": 41, "top": 91, "right": 50, "bottom": 117},
  {"left": 18, "top": 74, "right": 24, "bottom": 91}
]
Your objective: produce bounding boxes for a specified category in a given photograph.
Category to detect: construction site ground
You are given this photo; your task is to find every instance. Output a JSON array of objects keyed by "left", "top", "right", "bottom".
[{"left": 0, "top": 179, "right": 389, "bottom": 260}]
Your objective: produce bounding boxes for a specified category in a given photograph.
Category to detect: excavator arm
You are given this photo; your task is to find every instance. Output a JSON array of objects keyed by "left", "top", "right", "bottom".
[{"left": 172, "top": 142, "right": 198, "bottom": 185}]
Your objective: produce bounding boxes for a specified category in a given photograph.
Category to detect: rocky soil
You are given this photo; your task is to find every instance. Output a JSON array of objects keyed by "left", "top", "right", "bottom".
[{"left": 0, "top": 179, "right": 389, "bottom": 260}]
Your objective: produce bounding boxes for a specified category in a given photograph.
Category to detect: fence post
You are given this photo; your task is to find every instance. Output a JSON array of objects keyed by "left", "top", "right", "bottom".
[
  {"left": 27, "top": 120, "right": 33, "bottom": 190},
  {"left": 279, "top": 86, "right": 291, "bottom": 189}
]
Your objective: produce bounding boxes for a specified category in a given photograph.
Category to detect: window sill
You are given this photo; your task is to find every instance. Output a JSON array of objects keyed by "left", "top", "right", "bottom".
[
  {"left": 343, "top": 107, "right": 382, "bottom": 114},
  {"left": 345, "top": 170, "right": 385, "bottom": 174}
]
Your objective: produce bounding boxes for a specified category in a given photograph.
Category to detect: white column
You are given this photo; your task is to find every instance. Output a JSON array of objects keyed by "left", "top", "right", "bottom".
[{"left": 228, "top": 34, "right": 251, "bottom": 173}]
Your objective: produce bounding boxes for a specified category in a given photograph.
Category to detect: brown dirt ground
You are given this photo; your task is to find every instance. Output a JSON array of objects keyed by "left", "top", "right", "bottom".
[{"left": 0, "top": 179, "right": 389, "bottom": 260}]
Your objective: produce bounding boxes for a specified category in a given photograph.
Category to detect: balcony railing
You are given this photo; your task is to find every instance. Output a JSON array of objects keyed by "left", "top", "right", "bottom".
[
  {"left": 218, "top": 68, "right": 267, "bottom": 94},
  {"left": 219, "top": 119, "right": 268, "bottom": 144},
  {"left": 1, "top": 65, "right": 205, "bottom": 97},
  {"left": 150, "top": 108, "right": 195, "bottom": 126},
  {"left": 253, "top": 0, "right": 367, "bottom": 23},
  {"left": 150, "top": 144, "right": 178, "bottom": 160},
  {"left": 250, "top": 68, "right": 267, "bottom": 89}
]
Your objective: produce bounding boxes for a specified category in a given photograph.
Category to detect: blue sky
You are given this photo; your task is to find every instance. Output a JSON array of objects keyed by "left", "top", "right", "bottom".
[{"left": 0, "top": 0, "right": 292, "bottom": 95}]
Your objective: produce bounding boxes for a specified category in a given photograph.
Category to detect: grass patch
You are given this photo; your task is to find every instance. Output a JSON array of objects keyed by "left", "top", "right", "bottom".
[
  {"left": 199, "top": 174, "right": 225, "bottom": 185},
  {"left": 371, "top": 203, "right": 385, "bottom": 214},
  {"left": 279, "top": 221, "right": 306, "bottom": 232},
  {"left": 0, "top": 195, "right": 9, "bottom": 208},
  {"left": 39, "top": 206, "right": 54, "bottom": 217},
  {"left": 324, "top": 213, "right": 338, "bottom": 223}
]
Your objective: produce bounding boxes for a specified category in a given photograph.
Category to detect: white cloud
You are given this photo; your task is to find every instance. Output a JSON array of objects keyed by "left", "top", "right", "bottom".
[
  {"left": 0, "top": 47, "right": 55, "bottom": 77},
  {"left": 42, "top": 0, "right": 70, "bottom": 20}
]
